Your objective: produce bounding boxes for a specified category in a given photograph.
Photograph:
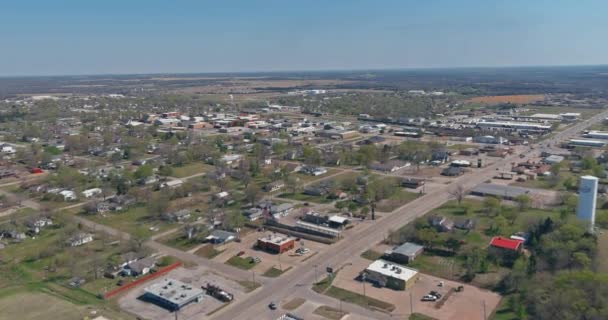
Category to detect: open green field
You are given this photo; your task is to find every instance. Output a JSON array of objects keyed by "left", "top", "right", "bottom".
[
  {"left": 376, "top": 188, "right": 420, "bottom": 212},
  {"left": 86, "top": 205, "right": 177, "bottom": 239},
  {"left": 325, "top": 286, "right": 395, "bottom": 312},
  {"left": 278, "top": 192, "right": 333, "bottom": 204},
  {"left": 225, "top": 256, "right": 258, "bottom": 270},
  {"left": 171, "top": 162, "right": 215, "bottom": 178}
]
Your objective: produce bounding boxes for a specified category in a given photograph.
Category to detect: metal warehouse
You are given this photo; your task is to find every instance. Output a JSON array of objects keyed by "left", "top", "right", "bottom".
[{"left": 143, "top": 278, "right": 204, "bottom": 311}]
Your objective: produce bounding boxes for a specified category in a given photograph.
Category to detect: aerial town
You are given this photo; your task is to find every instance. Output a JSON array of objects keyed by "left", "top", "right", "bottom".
[
  {"left": 2, "top": 70, "right": 608, "bottom": 320},
  {"left": 3, "top": 2, "right": 608, "bottom": 320}
]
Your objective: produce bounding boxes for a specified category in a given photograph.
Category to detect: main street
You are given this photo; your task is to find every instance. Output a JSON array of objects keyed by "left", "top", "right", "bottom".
[{"left": 211, "top": 110, "right": 608, "bottom": 320}]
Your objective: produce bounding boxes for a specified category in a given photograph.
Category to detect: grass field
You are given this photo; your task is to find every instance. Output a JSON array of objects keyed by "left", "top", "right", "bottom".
[
  {"left": 0, "top": 291, "right": 87, "bottom": 320},
  {"left": 465, "top": 94, "right": 545, "bottom": 105},
  {"left": 313, "top": 305, "right": 349, "bottom": 320},
  {"left": 360, "top": 249, "right": 383, "bottom": 261},
  {"left": 171, "top": 162, "right": 214, "bottom": 178},
  {"left": 282, "top": 297, "right": 306, "bottom": 310},
  {"left": 278, "top": 192, "right": 333, "bottom": 204},
  {"left": 325, "top": 286, "right": 395, "bottom": 312},
  {"left": 225, "top": 256, "right": 258, "bottom": 270},
  {"left": 195, "top": 244, "right": 224, "bottom": 259},
  {"left": 262, "top": 266, "right": 291, "bottom": 278},
  {"left": 86, "top": 205, "right": 177, "bottom": 239}
]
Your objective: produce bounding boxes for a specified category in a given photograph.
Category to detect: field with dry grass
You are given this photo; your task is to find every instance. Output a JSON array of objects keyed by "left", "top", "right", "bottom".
[{"left": 466, "top": 94, "right": 545, "bottom": 105}]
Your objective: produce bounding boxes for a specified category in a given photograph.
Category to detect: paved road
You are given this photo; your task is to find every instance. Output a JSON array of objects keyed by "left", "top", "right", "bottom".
[{"left": 212, "top": 110, "right": 608, "bottom": 320}]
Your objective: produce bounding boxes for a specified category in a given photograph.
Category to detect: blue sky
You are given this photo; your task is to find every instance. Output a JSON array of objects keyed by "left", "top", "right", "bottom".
[{"left": 1, "top": 0, "right": 607, "bottom": 76}]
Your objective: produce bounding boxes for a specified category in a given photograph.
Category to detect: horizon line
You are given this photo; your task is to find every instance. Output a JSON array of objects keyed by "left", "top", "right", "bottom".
[{"left": 1, "top": 63, "right": 607, "bottom": 79}]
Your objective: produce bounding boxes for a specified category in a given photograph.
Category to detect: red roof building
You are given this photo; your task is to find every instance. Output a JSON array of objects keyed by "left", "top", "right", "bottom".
[{"left": 489, "top": 236, "right": 523, "bottom": 251}]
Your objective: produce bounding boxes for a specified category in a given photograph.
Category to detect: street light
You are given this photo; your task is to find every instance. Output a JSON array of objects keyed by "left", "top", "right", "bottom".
[{"left": 313, "top": 264, "right": 318, "bottom": 283}]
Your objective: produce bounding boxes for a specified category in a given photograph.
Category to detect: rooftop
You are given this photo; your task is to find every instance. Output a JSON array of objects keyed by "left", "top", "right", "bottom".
[
  {"left": 388, "top": 242, "right": 424, "bottom": 257},
  {"left": 258, "top": 233, "right": 294, "bottom": 245},
  {"left": 471, "top": 183, "right": 531, "bottom": 198},
  {"left": 490, "top": 236, "right": 523, "bottom": 251},
  {"left": 144, "top": 278, "right": 204, "bottom": 307},
  {"left": 365, "top": 259, "right": 418, "bottom": 281}
]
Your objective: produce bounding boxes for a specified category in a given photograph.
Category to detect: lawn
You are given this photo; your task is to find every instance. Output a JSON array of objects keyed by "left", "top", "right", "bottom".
[
  {"left": 171, "top": 162, "right": 214, "bottom": 178},
  {"left": 262, "top": 266, "right": 291, "bottom": 278},
  {"left": 158, "top": 230, "right": 202, "bottom": 251},
  {"left": 596, "top": 228, "right": 608, "bottom": 273},
  {"left": 325, "top": 286, "right": 395, "bottom": 312},
  {"left": 225, "top": 256, "right": 258, "bottom": 270},
  {"left": 313, "top": 305, "right": 349, "bottom": 320},
  {"left": 86, "top": 205, "right": 177, "bottom": 239},
  {"left": 195, "top": 244, "right": 224, "bottom": 259},
  {"left": 360, "top": 249, "right": 383, "bottom": 261},
  {"left": 282, "top": 297, "right": 306, "bottom": 310},
  {"left": 278, "top": 192, "right": 333, "bottom": 204},
  {"left": 376, "top": 189, "right": 420, "bottom": 212},
  {"left": 0, "top": 291, "right": 87, "bottom": 320},
  {"left": 236, "top": 280, "right": 261, "bottom": 293}
]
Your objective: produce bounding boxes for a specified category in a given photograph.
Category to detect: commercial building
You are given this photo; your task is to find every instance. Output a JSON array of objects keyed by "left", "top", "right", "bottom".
[
  {"left": 475, "top": 121, "right": 552, "bottom": 132},
  {"left": 470, "top": 183, "right": 532, "bottom": 200},
  {"left": 295, "top": 220, "right": 342, "bottom": 238},
  {"left": 577, "top": 175, "right": 598, "bottom": 233},
  {"left": 363, "top": 259, "right": 419, "bottom": 290},
  {"left": 143, "top": 278, "right": 204, "bottom": 311},
  {"left": 568, "top": 139, "right": 606, "bottom": 148},
  {"left": 257, "top": 233, "right": 295, "bottom": 254},
  {"left": 384, "top": 242, "right": 424, "bottom": 264},
  {"left": 584, "top": 130, "right": 608, "bottom": 140}
]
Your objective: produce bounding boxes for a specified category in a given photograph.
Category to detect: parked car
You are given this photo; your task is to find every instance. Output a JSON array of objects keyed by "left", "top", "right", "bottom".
[
  {"left": 236, "top": 251, "right": 245, "bottom": 257},
  {"left": 421, "top": 295, "right": 437, "bottom": 302},
  {"left": 268, "top": 302, "right": 277, "bottom": 310}
]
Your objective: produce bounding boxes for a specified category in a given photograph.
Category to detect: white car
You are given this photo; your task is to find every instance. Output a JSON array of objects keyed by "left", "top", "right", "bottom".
[{"left": 421, "top": 295, "right": 437, "bottom": 302}]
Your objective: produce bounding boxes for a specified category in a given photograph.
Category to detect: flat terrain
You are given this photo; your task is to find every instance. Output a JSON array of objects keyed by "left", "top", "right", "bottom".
[{"left": 465, "top": 94, "right": 545, "bottom": 105}]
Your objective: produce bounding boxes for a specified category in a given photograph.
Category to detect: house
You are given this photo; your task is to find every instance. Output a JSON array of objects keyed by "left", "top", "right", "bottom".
[
  {"left": 299, "top": 166, "right": 327, "bottom": 176},
  {"left": 214, "top": 191, "right": 230, "bottom": 200},
  {"left": 68, "top": 233, "right": 93, "bottom": 247},
  {"left": 441, "top": 167, "right": 464, "bottom": 176},
  {"left": 1, "top": 145, "right": 16, "bottom": 154},
  {"left": 454, "top": 219, "right": 475, "bottom": 231},
  {"left": 1, "top": 230, "right": 26, "bottom": 241},
  {"left": 401, "top": 178, "right": 425, "bottom": 189},
  {"left": 68, "top": 277, "right": 86, "bottom": 288},
  {"left": 205, "top": 229, "right": 237, "bottom": 244},
  {"left": 263, "top": 181, "right": 285, "bottom": 192},
  {"left": 328, "top": 190, "right": 348, "bottom": 200},
  {"left": 25, "top": 217, "right": 53, "bottom": 234},
  {"left": 368, "top": 160, "right": 410, "bottom": 173},
  {"left": 269, "top": 203, "right": 294, "bottom": 218},
  {"left": 243, "top": 207, "right": 264, "bottom": 221},
  {"left": 119, "top": 252, "right": 144, "bottom": 268},
  {"left": 489, "top": 236, "right": 523, "bottom": 252},
  {"left": 328, "top": 215, "right": 349, "bottom": 229},
  {"left": 123, "top": 257, "right": 156, "bottom": 276},
  {"left": 161, "top": 179, "right": 184, "bottom": 189},
  {"left": 303, "top": 186, "right": 328, "bottom": 196},
  {"left": 428, "top": 216, "right": 454, "bottom": 232},
  {"left": 164, "top": 209, "right": 191, "bottom": 222},
  {"left": 82, "top": 188, "right": 102, "bottom": 198},
  {"left": 384, "top": 242, "right": 424, "bottom": 264},
  {"left": 59, "top": 190, "right": 77, "bottom": 201},
  {"left": 543, "top": 155, "right": 565, "bottom": 165},
  {"left": 0, "top": 169, "right": 17, "bottom": 179},
  {"left": 282, "top": 162, "right": 302, "bottom": 173},
  {"left": 431, "top": 150, "right": 451, "bottom": 164}
]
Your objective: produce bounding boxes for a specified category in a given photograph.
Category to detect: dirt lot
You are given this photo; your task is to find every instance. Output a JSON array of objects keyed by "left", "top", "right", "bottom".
[
  {"left": 211, "top": 230, "right": 331, "bottom": 275},
  {"left": 331, "top": 257, "right": 501, "bottom": 320},
  {"left": 118, "top": 266, "right": 247, "bottom": 320},
  {"left": 466, "top": 94, "right": 545, "bottom": 105}
]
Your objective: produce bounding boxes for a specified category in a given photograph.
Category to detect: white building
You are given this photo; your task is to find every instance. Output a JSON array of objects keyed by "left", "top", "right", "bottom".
[
  {"left": 82, "top": 188, "right": 102, "bottom": 198},
  {"left": 577, "top": 175, "right": 598, "bottom": 233},
  {"left": 584, "top": 131, "right": 608, "bottom": 140}
]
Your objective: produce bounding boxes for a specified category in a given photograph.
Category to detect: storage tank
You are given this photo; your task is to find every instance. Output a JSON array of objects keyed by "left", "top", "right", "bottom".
[{"left": 577, "top": 175, "right": 598, "bottom": 233}]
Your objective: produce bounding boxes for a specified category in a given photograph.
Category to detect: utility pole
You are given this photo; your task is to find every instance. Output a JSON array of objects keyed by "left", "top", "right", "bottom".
[
  {"left": 410, "top": 291, "right": 414, "bottom": 315},
  {"left": 314, "top": 264, "right": 318, "bottom": 283},
  {"left": 483, "top": 300, "right": 487, "bottom": 320},
  {"left": 252, "top": 271, "right": 255, "bottom": 284}
]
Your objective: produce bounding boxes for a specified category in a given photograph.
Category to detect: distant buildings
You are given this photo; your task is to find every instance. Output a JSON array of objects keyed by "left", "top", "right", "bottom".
[{"left": 577, "top": 175, "right": 598, "bottom": 233}]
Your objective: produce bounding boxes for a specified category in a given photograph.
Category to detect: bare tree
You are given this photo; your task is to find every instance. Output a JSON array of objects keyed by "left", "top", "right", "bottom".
[{"left": 448, "top": 184, "right": 466, "bottom": 205}]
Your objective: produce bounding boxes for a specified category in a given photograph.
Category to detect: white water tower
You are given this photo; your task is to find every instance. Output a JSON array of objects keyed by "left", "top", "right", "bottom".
[{"left": 577, "top": 175, "right": 598, "bottom": 233}]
